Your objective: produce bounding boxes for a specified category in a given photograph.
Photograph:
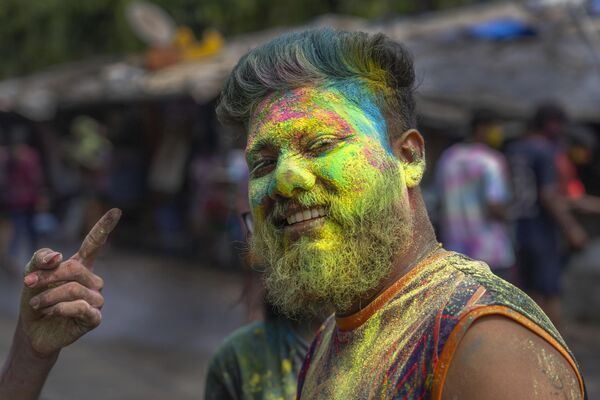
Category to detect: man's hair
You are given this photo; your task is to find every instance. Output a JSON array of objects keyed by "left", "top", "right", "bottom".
[
  {"left": 470, "top": 108, "right": 498, "bottom": 132},
  {"left": 216, "top": 28, "right": 416, "bottom": 137},
  {"left": 532, "top": 102, "right": 566, "bottom": 130}
]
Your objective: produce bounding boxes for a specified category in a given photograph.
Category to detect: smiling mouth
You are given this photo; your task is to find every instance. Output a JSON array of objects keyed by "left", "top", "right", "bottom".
[{"left": 285, "top": 207, "right": 327, "bottom": 226}]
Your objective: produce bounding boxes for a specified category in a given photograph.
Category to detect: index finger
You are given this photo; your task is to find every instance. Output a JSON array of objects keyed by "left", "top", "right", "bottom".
[{"left": 73, "top": 208, "right": 122, "bottom": 268}]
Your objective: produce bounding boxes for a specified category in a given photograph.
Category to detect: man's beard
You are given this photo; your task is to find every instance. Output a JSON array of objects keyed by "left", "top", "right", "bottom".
[{"left": 250, "top": 168, "right": 411, "bottom": 317}]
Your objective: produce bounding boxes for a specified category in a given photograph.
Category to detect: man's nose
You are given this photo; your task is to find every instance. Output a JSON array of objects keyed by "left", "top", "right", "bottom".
[{"left": 268, "top": 156, "right": 316, "bottom": 199}]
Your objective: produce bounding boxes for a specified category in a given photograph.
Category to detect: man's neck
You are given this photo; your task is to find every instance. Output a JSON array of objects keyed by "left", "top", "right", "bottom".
[{"left": 338, "top": 193, "right": 438, "bottom": 317}]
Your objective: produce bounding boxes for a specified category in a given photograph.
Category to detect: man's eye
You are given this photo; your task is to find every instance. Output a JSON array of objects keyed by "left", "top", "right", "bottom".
[
  {"left": 251, "top": 159, "right": 276, "bottom": 176},
  {"left": 307, "top": 137, "right": 339, "bottom": 155}
]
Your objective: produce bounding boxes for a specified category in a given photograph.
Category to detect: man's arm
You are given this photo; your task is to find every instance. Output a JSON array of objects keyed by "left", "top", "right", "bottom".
[
  {"left": 540, "top": 187, "right": 587, "bottom": 250},
  {"left": 533, "top": 147, "right": 587, "bottom": 251},
  {"left": 0, "top": 209, "right": 121, "bottom": 400},
  {"left": 482, "top": 153, "right": 510, "bottom": 222},
  {"left": 442, "top": 316, "right": 582, "bottom": 400},
  {"left": 570, "top": 194, "right": 600, "bottom": 215},
  {"left": 0, "top": 318, "right": 60, "bottom": 399}
]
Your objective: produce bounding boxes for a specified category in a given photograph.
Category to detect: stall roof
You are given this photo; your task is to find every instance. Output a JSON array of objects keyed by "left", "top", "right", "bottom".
[{"left": 1, "top": 2, "right": 599, "bottom": 123}]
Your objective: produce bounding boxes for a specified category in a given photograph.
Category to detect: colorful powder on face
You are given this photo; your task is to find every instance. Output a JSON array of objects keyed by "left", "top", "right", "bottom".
[
  {"left": 247, "top": 83, "right": 400, "bottom": 249},
  {"left": 247, "top": 84, "right": 400, "bottom": 216},
  {"left": 245, "top": 84, "right": 419, "bottom": 316}
]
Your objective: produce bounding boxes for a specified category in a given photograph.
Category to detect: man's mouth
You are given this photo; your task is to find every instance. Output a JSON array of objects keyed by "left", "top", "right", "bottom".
[{"left": 286, "top": 207, "right": 327, "bottom": 226}]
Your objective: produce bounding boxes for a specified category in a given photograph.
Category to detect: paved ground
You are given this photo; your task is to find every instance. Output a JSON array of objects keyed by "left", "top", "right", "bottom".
[{"left": 1, "top": 247, "right": 599, "bottom": 399}]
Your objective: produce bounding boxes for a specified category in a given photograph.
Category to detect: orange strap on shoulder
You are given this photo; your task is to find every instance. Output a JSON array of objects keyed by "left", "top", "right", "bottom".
[{"left": 430, "top": 305, "right": 585, "bottom": 399}]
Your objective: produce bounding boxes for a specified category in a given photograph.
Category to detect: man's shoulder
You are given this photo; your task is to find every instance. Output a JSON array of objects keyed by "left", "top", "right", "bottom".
[
  {"left": 476, "top": 145, "right": 508, "bottom": 170},
  {"left": 431, "top": 254, "right": 584, "bottom": 399},
  {"left": 222, "top": 321, "right": 269, "bottom": 347},
  {"left": 444, "top": 253, "right": 551, "bottom": 322},
  {"left": 508, "top": 135, "right": 554, "bottom": 158},
  {"left": 437, "top": 253, "right": 560, "bottom": 339},
  {"left": 212, "top": 319, "right": 293, "bottom": 364},
  {"left": 436, "top": 252, "right": 496, "bottom": 292},
  {"left": 442, "top": 315, "right": 584, "bottom": 399},
  {"left": 437, "top": 143, "right": 468, "bottom": 167},
  {"left": 208, "top": 318, "right": 301, "bottom": 379},
  {"left": 209, "top": 321, "right": 268, "bottom": 365}
]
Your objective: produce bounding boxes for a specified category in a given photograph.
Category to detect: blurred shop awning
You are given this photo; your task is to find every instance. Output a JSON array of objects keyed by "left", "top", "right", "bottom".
[{"left": 1, "top": 1, "right": 599, "bottom": 124}]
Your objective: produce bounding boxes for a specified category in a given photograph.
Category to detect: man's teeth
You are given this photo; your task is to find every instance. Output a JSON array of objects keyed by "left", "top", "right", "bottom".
[{"left": 286, "top": 208, "right": 326, "bottom": 225}]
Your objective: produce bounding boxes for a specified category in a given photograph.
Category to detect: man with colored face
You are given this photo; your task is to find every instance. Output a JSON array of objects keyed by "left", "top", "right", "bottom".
[
  {"left": 217, "top": 29, "right": 585, "bottom": 399},
  {"left": 246, "top": 86, "right": 418, "bottom": 318},
  {"left": 0, "top": 29, "right": 586, "bottom": 399}
]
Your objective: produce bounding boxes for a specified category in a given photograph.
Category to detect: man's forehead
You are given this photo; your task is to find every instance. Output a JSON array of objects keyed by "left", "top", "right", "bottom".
[
  {"left": 246, "top": 84, "right": 387, "bottom": 144},
  {"left": 246, "top": 87, "right": 344, "bottom": 147},
  {"left": 251, "top": 87, "right": 343, "bottom": 127}
]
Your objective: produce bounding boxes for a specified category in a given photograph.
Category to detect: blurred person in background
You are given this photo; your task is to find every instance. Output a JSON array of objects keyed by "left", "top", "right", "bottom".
[
  {"left": 555, "top": 125, "right": 600, "bottom": 215},
  {"left": 3, "top": 127, "right": 45, "bottom": 269},
  {"left": 63, "top": 116, "right": 112, "bottom": 241},
  {"left": 507, "top": 103, "right": 590, "bottom": 329},
  {"left": 0, "top": 135, "right": 11, "bottom": 271},
  {"left": 435, "top": 109, "right": 515, "bottom": 282},
  {"left": 189, "top": 144, "right": 225, "bottom": 257},
  {"left": 147, "top": 108, "right": 190, "bottom": 253}
]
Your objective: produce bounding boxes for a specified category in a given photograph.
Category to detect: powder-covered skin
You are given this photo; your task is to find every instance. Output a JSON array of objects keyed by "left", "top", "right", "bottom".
[
  {"left": 247, "top": 84, "right": 400, "bottom": 216},
  {"left": 245, "top": 85, "right": 414, "bottom": 316}
]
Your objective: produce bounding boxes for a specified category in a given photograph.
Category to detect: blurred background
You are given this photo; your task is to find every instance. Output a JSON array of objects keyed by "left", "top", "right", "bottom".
[{"left": 0, "top": 0, "right": 600, "bottom": 398}]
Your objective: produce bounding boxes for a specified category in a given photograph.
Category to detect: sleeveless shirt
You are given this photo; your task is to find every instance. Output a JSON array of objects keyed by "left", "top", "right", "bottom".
[{"left": 297, "top": 251, "right": 584, "bottom": 399}]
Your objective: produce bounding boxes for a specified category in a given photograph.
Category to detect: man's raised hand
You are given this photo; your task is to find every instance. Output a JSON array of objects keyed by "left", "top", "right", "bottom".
[{"left": 18, "top": 208, "right": 121, "bottom": 357}]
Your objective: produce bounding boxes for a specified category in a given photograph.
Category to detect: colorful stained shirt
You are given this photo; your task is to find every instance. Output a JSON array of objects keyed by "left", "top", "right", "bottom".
[
  {"left": 435, "top": 143, "right": 514, "bottom": 269},
  {"left": 297, "top": 251, "right": 585, "bottom": 400},
  {"left": 205, "top": 319, "right": 309, "bottom": 400}
]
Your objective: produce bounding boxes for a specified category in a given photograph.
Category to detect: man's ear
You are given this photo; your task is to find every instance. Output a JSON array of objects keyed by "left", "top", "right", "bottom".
[{"left": 390, "top": 129, "right": 426, "bottom": 188}]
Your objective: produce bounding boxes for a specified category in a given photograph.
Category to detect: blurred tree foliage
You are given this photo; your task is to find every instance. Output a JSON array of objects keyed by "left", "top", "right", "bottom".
[{"left": 0, "top": 0, "right": 485, "bottom": 79}]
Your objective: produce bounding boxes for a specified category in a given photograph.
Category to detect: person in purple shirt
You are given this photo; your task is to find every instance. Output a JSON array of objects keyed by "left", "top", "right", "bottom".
[{"left": 435, "top": 109, "right": 515, "bottom": 281}]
